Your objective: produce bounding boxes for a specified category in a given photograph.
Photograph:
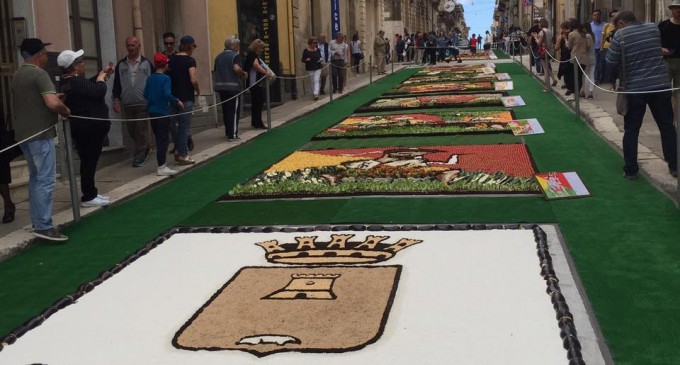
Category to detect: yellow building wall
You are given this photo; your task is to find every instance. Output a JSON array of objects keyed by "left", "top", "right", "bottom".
[
  {"left": 207, "top": 0, "right": 238, "bottom": 68},
  {"left": 278, "top": 0, "right": 295, "bottom": 75}
]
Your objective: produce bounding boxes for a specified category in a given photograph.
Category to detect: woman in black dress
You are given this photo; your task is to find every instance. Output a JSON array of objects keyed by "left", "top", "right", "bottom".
[{"left": 244, "top": 39, "right": 275, "bottom": 129}]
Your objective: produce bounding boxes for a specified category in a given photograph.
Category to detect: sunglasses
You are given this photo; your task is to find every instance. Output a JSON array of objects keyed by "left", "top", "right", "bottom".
[{"left": 164, "top": 42, "right": 175, "bottom": 45}]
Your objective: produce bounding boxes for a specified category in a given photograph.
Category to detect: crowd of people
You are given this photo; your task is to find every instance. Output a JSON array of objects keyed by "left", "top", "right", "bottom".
[
  {"left": 2, "top": 32, "right": 276, "bottom": 241},
  {"left": 519, "top": 5, "right": 678, "bottom": 181}
]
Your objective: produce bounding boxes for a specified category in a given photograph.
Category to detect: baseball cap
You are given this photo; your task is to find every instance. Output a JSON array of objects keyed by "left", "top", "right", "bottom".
[
  {"left": 20, "top": 38, "right": 51, "bottom": 57},
  {"left": 180, "top": 35, "right": 195, "bottom": 45},
  {"left": 670, "top": 0, "right": 680, "bottom": 8},
  {"left": 57, "top": 49, "right": 85, "bottom": 68},
  {"left": 153, "top": 52, "right": 169, "bottom": 67}
]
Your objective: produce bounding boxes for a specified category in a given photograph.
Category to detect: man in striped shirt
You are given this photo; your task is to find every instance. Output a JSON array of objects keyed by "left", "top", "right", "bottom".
[{"left": 605, "top": 10, "right": 678, "bottom": 179}]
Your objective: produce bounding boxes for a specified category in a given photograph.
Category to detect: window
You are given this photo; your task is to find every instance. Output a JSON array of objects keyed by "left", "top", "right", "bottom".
[
  {"left": 68, "top": 0, "right": 101, "bottom": 77},
  {"left": 385, "top": 0, "right": 402, "bottom": 21}
]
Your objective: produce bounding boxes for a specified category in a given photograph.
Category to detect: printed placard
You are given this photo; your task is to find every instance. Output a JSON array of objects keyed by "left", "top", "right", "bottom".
[
  {"left": 535, "top": 171, "right": 591, "bottom": 200},
  {"left": 495, "top": 81, "right": 514, "bottom": 91},
  {"left": 501, "top": 95, "right": 526, "bottom": 107},
  {"left": 508, "top": 119, "right": 544, "bottom": 136},
  {"left": 496, "top": 73, "right": 511, "bottom": 81}
]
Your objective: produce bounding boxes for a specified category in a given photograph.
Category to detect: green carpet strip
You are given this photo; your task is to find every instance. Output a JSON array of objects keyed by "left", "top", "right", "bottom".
[{"left": 0, "top": 63, "right": 679, "bottom": 365}]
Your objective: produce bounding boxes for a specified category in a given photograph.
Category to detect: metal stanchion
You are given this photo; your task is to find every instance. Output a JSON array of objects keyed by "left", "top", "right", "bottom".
[
  {"left": 676, "top": 91, "right": 680, "bottom": 206},
  {"left": 573, "top": 60, "right": 580, "bottom": 117},
  {"left": 369, "top": 55, "right": 373, "bottom": 85},
  {"left": 392, "top": 50, "right": 395, "bottom": 74},
  {"left": 212, "top": 91, "right": 220, "bottom": 128},
  {"left": 265, "top": 78, "right": 272, "bottom": 130},
  {"left": 519, "top": 45, "right": 523, "bottom": 71},
  {"left": 62, "top": 118, "right": 80, "bottom": 221},
  {"left": 329, "top": 65, "right": 333, "bottom": 102}
]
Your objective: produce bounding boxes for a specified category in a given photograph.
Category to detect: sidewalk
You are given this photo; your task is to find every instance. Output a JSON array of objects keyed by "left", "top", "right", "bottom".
[
  {"left": 0, "top": 64, "right": 407, "bottom": 260},
  {"left": 514, "top": 53, "right": 679, "bottom": 200}
]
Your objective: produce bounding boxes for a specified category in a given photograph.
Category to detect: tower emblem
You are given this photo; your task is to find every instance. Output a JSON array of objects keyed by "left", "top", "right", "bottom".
[{"left": 173, "top": 234, "right": 421, "bottom": 356}]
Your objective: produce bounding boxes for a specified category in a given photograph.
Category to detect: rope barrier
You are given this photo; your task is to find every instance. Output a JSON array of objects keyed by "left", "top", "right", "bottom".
[
  {"left": 573, "top": 57, "right": 680, "bottom": 95},
  {"left": 0, "top": 125, "right": 57, "bottom": 155},
  {"left": 0, "top": 57, "right": 392, "bottom": 155},
  {"left": 274, "top": 63, "right": 331, "bottom": 80},
  {"left": 517, "top": 42, "right": 679, "bottom": 95}
]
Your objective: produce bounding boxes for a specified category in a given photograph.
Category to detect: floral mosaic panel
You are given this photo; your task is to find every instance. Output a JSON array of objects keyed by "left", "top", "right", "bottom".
[
  {"left": 226, "top": 144, "right": 540, "bottom": 199},
  {"left": 402, "top": 73, "right": 498, "bottom": 84},
  {"left": 355, "top": 93, "right": 505, "bottom": 113},
  {"left": 414, "top": 64, "right": 493, "bottom": 76},
  {"left": 315, "top": 109, "right": 515, "bottom": 139},
  {"left": 384, "top": 81, "right": 496, "bottom": 95}
]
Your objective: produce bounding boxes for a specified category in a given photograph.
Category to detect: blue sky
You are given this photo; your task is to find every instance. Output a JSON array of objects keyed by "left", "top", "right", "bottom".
[{"left": 457, "top": 0, "right": 496, "bottom": 38}]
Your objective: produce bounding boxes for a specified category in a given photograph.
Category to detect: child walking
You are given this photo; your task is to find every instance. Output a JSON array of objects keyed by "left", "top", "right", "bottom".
[{"left": 144, "top": 53, "right": 184, "bottom": 176}]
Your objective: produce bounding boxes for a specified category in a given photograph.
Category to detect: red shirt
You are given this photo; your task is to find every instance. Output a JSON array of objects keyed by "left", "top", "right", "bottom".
[{"left": 470, "top": 37, "right": 478, "bottom": 47}]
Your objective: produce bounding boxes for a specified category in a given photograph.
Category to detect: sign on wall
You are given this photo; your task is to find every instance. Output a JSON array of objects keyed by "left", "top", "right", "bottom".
[
  {"left": 237, "top": 0, "right": 281, "bottom": 102},
  {"left": 331, "top": 0, "right": 340, "bottom": 38}
]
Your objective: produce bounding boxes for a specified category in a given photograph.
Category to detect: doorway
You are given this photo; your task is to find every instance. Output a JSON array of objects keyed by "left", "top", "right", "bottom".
[{"left": 0, "top": 0, "right": 16, "bottom": 121}]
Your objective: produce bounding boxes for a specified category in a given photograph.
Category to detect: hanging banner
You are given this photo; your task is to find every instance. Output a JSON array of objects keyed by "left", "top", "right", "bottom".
[{"left": 331, "top": 0, "right": 341, "bottom": 38}]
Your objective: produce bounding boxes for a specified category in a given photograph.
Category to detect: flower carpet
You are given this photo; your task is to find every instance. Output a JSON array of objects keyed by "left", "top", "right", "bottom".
[
  {"left": 355, "top": 93, "right": 505, "bottom": 112},
  {"left": 401, "top": 73, "right": 498, "bottom": 84},
  {"left": 3, "top": 61, "right": 680, "bottom": 365},
  {"left": 413, "top": 64, "right": 494, "bottom": 77},
  {"left": 458, "top": 50, "right": 498, "bottom": 60},
  {"left": 384, "top": 81, "right": 496, "bottom": 95},
  {"left": 314, "top": 109, "right": 514, "bottom": 139},
  {"left": 224, "top": 144, "right": 539, "bottom": 199}
]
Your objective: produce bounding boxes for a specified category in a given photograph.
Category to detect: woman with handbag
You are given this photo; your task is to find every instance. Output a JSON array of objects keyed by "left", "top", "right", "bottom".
[
  {"left": 302, "top": 37, "right": 323, "bottom": 100},
  {"left": 0, "top": 107, "right": 20, "bottom": 223}
]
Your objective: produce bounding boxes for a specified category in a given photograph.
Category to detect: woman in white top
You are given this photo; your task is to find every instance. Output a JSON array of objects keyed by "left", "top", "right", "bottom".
[
  {"left": 351, "top": 33, "right": 363, "bottom": 74},
  {"left": 583, "top": 23, "right": 597, "bottom": 98},
  {"left": 484, "top": 31, "right": 493, "bottom": 52},
  {"left": 534, "top": 18, "right": 559, "bottom": 92}
]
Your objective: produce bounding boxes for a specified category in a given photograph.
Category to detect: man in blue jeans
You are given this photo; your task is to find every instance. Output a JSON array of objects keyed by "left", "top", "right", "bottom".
[
  {"left": 606, "top": 11, "right": 678, "bottom": 179},
  {"left": 590, "top": 9, "right": 605, "bottom": 83},
  {"left": 11, "top": 39, "right": 71, "bottom": 241}
]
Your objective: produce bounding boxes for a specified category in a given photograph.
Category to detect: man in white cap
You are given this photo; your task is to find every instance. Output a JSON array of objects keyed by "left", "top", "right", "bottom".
[
  {"left": 11, "top": 38, "right": 71, "bottom": 241},
  {"left": 659, "top": 0, "right": 680, "bottom": 115}
]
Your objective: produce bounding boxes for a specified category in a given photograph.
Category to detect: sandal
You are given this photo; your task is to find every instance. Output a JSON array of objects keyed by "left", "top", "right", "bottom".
[{"left": 551, "top": 80, "right": 557, "bottom": 86}]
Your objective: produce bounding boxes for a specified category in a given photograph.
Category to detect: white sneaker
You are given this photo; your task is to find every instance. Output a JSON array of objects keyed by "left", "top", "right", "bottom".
[
  {"left": 97, "top": 194, "right": 110, "bottom": 202},
  {"left": 157, "top": 164, "right": 178, "bottom": 176},
  {"left": 81, "top": 196, "right": 110, "bottom": 208}
]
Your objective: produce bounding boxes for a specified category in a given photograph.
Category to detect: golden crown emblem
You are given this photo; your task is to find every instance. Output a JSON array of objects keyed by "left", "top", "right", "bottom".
[{"left": 256, "top": 234, "right": 422, "bottom": 265}]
